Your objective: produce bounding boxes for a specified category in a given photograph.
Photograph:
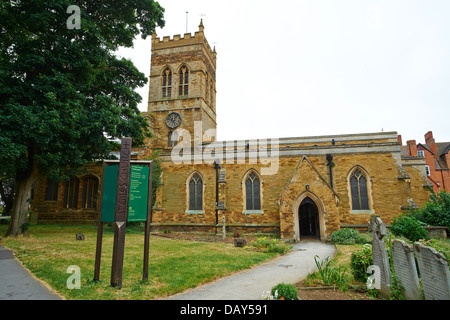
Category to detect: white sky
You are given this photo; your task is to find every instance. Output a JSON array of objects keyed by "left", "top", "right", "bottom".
[{"left": 118, "top": 0, "right": 450, "bottom": 144}]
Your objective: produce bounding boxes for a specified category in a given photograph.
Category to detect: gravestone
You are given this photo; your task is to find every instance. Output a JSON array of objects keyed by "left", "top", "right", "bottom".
[
  {"left": 414, "top": 242, "right": 450, "bottom": 300},
  {"left": 392, "top": 240, "right": 421, "bottom": 300},
  {"left": 368, "top": 216, "right": 391, "bottom": 299}
]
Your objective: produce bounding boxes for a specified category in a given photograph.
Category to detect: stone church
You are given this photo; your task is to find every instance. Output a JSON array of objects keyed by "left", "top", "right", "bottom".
[{"left": 31, "top": 21, "right": 432, "bottom": 241}]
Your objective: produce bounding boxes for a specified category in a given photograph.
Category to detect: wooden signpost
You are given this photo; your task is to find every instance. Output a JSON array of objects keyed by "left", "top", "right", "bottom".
[{"left": 93, "top": 138, "right": 153, "bottom": 288}]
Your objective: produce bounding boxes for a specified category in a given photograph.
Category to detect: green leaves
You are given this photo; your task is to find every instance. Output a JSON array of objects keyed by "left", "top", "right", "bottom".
[{"left": 0, "top": 0, "right": 165, "bottom": 180}]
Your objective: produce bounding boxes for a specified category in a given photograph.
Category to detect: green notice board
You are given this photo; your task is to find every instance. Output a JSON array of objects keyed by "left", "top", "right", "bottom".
[{"left": 101, "top": 165, "right": 150, "bottom": 223}]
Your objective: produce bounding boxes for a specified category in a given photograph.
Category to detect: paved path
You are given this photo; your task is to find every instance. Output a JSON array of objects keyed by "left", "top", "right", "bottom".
[
  {"left": 0, "top": 240, "right": 334, "bottom": 300},
  {"left": 166, "top": 240, "right": 336, "bottom": 300},
  {"left": 0, "top": 246, "right": 62, "bottom": 300}
]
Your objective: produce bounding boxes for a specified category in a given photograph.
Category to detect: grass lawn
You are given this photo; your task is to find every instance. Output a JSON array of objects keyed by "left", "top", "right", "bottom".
[{"left": 0, "top": 224, "right": 279, "bottom": 300}]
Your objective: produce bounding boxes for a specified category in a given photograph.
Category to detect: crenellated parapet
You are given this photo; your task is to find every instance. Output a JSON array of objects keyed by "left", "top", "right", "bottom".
[{"left": 151, "top": 19, "right": 216, "bottom": 66}]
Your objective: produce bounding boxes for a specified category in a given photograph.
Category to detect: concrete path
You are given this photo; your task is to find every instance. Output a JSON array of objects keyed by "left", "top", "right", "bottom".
[
  {"left": 0, "top": 246, "right": 62, "bottom": 300},
  {"left": 166, "top": 240, "right": 336, "bottom": 300},
  {"left": 0, "top": 240, "right": 334, "bottom": 300}
]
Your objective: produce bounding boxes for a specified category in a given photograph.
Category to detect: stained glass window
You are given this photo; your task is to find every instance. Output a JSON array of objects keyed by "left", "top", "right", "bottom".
[
  {"left": 350, "top": 169, "right": 369, "bottom": 210},
  {"left": 189, "top": 173, "right": 202, "bottom": 211},
  {"left": 246, "top": 172, "right": 261, "bottom": 210}
]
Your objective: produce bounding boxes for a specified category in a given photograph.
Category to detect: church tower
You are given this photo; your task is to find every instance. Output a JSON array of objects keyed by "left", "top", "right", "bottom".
[{"left": 147, "top": 20, "right": 217, "bottom": 151}]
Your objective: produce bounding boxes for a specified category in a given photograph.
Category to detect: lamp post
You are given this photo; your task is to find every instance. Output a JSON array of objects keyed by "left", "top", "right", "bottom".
[{"left": 326, "top": 154, "right": 334, "bottom": 189}]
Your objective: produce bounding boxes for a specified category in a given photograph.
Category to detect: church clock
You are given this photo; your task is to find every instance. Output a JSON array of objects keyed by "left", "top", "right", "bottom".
[{"left": 165, "top": 112, "right": 182, "bottom": 129}]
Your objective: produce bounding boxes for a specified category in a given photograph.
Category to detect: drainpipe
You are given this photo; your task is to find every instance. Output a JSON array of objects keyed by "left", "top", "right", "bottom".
[
  {"left": 214, "top": 159, "right": 221, "bottom": 235},
  {"left": 326, "top": 154, "right": 334, "bottom": 189}
]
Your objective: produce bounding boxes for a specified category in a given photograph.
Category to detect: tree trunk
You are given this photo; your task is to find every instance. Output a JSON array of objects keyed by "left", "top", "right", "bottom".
[{"left": 6, "top": 164, "right": 38, "bottom": 237}]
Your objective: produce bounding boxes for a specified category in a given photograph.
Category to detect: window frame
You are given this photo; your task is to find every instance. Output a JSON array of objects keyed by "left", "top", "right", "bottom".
[
  {"left": 168, "top": 130, "right": 178, "bottom": 147},
  {"left": 347, "top": 166, "right": 374, "bottom": 214},
  {"left": 162, "top": 67, "right": 172, "bottom": 98},
  {"left": 178, "top": 65, "right": 189, "bottom": 96},
  {"left": 45, "top": 179, "right": 59, "bottom": 201},
  {"left": 186, "top": 172, "right": 204, "bottom": 214},
  {"left": 63, "top": 177, "right": 80, "bottom": 209},
  {"left": 242, "top": 169, "right": 263, "bottom": 214},
  {"left": 81, "top": 176, "right": 99, "bottom": 209}
]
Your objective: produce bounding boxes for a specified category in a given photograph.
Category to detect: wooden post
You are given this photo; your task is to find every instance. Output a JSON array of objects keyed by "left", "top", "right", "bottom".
[
  {"left": 142, "top": 162, "right": 153, "bottom": 282},
  {"left": 93, "top": 222, "right": 103, "bottom": 282},
  {"left": 110, "top": 138, "right": 132, "bottom": 288},
  {"left": 93, "top": 163, "right": 106, "bottom": 282}
]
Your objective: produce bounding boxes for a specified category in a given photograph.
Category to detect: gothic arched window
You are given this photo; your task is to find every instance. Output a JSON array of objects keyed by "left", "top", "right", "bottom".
[
  {"left": 188, "top": 173, "right": 203, "bottom": 211},
  {"left": 162, "top": 67, "right": 172, "bottom": 97},
  {"left": 45, "top": 179, "right": 59, "bottom": 201},
  {"left": 63, "top": 177, "right": 80, "bottom": 209},
  {"left": 349, "top": 169, "right": 369, "bottom": 210},
  {"left": 245, "top": 171, "right": 261, "bottom": 211},
  {"left": 81, "top": 176, "right": 99, "bottom": 209},
  {"left": 168, "top": 130, "right": 178, "bottom": 147},
  {"left": 179, "top": 65, "right": 189, "bottom": 96}
]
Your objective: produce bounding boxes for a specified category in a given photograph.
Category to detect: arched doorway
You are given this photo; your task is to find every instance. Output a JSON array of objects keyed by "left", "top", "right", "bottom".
[{"left": 299, "top": 197, "right": 319, "bottom": 239}]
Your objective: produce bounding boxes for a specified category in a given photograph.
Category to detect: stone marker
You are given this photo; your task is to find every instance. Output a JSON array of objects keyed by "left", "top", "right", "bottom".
[
  {"left": 414, "top": 242, "right": 450, "bottom": 300},
  {"left": 392, "top": 240, "right": 421, "bottom": 300},
  {"left": 368, "top": 216, "right": 391, "bottom": 299}
]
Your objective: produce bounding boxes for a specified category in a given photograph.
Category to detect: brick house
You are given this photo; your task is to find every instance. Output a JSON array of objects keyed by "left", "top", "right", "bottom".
[{"left": 402, "top": 131, "right": 450, "bottom": 192}]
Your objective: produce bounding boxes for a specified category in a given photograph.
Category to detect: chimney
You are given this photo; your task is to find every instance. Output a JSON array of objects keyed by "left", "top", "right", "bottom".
[
  {"left": 424, "top": 131, "right": 438, "bottom": 155},
  {"left": 406, "top": 140, "right": 418, "bottom": 156},
  {"left": 397, "top": 134, "right": 403, "bottom": 145}
]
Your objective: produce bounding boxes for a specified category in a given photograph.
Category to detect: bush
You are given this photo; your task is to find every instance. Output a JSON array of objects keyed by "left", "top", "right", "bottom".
[
  {"left": 417, "top": 239, "right": 450, "bottom": 261},
  {"left": 251, "top": 237, "right": 292, "bottom": 254},
  {"left": 413, "top": 191, "right": 450, "bottom": 229},
  {"left": 271, "top": 283, "right": 298, "bottom": 300},
  {"left": 314, "top": 255, "right": 353, "bottom": 291},
  {"left": 350, "top": 244, "right": 373, "bottom": 283},
  {"left": 389, "top": 214, "right": 429, "bottom": 242},
  {"left": 330, "top": 228, "right": 368, "bottom": 244}
]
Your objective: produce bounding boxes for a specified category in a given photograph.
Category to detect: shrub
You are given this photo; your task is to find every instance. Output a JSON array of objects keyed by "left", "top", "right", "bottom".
[
  {"left": 389, "top": 214, "right": 429, "bottom": 242},
  {"left": 314, "top": 255, "right": 353, "bottom": 291},
  {"left": 417, "top": 238, "right": 449, "bottom": 261},
  {"left": 413, "top": 191, "right": 450, "bottom": 229},
  {"left": 271, "top": 283, "right": 298, "bottom": 300},
  {"left": 330, "top": 228, "right": 368, "bottom": 244},
  {"left": 251, "top": 237, "right": 292, "bottom": 254},
  {"left": 350, "top": 244, "right": 373, "bottom": 283}
]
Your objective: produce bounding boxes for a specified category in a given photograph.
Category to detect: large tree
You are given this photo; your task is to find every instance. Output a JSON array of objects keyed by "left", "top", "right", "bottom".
[{"left": 0, "top": 1, "right": 164, "bottom": 236}]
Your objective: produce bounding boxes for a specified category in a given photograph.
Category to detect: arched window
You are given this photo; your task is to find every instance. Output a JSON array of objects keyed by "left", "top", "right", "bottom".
[
  {"left": 168, "top": 130, "right": 178, "bottom": 147},
  {"left": 45, "top": 179, "right": 59, "bottom": 201},
  {"left": 81, "top": 176, "right": 99, "bottom": 209},
  {"left": 179, "top": 65, "right": 189, "bottom": 96},
  {"left": 349, "top": 169, "right": 369, "bottom": 210},
  {"left": 188, "top": 173, "right": 203, "bottom": 211},
  {"left": 162, "top": 67, "right": 172, "bottom": 97},
  {"left": 245, "top": 171, "right": 261, "bottom": 211},
  {"left": 63, "top": 177, "right": 80, "bottom": 209}
]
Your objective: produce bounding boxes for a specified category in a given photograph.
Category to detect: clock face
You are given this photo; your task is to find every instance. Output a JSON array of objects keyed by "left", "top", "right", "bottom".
[{"left": 165, "top": 112, "right": 182, "bottom": 129}]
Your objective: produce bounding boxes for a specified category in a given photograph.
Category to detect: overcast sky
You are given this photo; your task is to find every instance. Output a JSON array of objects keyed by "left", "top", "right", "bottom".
[{"left": 118, "top": 0, "right": 450, "bottom": 144}]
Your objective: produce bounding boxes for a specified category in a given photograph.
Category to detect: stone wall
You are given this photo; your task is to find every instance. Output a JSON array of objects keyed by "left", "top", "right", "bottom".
[
  {"left": 31, "top": 163, "right": 103, "bottom": 224},
  {"left": 151, "top": 134, "right": 431, "bottom": 239}
]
